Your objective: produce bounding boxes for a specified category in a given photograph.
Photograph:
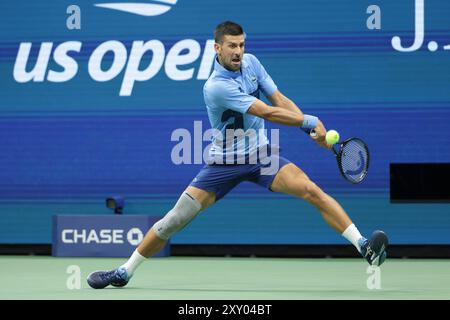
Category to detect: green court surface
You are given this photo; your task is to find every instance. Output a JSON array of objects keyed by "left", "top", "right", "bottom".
[{"left": 0, "top": 256, "right": 449, "bottom": 300}]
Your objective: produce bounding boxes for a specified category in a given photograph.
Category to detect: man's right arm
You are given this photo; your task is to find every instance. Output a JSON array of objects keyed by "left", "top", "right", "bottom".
[
  {"left": 247, "top": 99, "right": 305, "bottom": 127},
  {"left": 247, "top": 99, "right": 331, "bottom": 149}
]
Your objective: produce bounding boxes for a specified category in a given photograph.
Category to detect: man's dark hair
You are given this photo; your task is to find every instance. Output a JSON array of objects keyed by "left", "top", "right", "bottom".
[{"left": 214, "top": 21, "right": 244, "bottom": 44}]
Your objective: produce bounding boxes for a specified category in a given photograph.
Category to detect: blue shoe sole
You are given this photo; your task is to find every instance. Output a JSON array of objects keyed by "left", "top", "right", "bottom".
[
  {"left": 87, "top": 271, "right": 110, "bottom": 289},
  {"left": 368, "top": 230, "right": 389, "bottom": 266},
  {"left": 111, "top": 280, "right": 129, "bottom": 287},
  {"left": 87, "top": 268, "right": 130, "bottom": 289}
]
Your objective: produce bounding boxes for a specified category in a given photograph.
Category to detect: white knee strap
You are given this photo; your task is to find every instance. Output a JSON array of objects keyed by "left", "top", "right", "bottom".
[{"left": 153, "top": 192, "right": 202, "bottom": 240}]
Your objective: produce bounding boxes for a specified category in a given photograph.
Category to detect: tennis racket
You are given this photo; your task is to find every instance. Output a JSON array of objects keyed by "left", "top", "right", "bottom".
[{"left": 310, "top": 130, "right": 370, "bottom": 184}]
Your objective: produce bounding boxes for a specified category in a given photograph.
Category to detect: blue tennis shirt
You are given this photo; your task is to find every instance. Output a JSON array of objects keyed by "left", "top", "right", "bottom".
[{"left": 203, "top": 53, "right": 278, "bottom": 163}]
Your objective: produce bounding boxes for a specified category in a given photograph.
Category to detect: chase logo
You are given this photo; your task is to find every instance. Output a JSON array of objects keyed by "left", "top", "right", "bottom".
[
  {"left": 127, "top": 228, "right": 144, "bottom": 245},
  {"left": 61, "top": 227, "right": 144, "bottom": 245},
  {"left": 53, "top": 215, "right": 169, "bottom": 257},
  {"left": 94, "top": 0, "right": 178, "bottom": 17}
]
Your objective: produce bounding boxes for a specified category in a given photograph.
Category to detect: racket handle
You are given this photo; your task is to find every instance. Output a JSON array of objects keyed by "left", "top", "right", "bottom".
[
  {"left": 300, "top": 127, "right": 311, "bottom": 134},
  {"left": 300, "top": 128, "right": 318, "bottom": 137}
]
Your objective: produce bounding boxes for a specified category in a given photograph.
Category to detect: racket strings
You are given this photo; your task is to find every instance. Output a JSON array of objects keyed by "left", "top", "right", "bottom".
[{"left": 340, "top": 139, "right": 369, "bottom": 183}]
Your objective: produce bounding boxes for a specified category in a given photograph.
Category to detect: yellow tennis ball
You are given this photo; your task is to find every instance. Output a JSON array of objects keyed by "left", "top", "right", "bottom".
[{"left": 326, "top": 130, "right": 340, "bottom": 145}]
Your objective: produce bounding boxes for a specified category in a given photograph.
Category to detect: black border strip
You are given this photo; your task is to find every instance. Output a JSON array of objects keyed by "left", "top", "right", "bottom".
[{"left": 1, "top": 244, "right": 450, "bottom": 258}]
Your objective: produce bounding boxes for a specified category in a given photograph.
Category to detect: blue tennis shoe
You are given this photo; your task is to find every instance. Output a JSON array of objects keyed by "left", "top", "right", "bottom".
[
  {"left": 87, "top": 266, "right": 130, "bottom": 289},
  {"left": 358, "top": 230, "right": 389, "bottom": 266}
]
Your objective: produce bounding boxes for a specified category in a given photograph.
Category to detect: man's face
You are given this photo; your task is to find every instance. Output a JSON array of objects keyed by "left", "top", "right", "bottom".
[{"left": 215, "top": 34, "right": 245, "bottom": 71}]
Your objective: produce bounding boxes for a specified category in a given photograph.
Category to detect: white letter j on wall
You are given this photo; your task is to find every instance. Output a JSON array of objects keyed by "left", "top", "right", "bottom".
[{"left": 391, "top": 0, "right": 424, "bottom": 52}]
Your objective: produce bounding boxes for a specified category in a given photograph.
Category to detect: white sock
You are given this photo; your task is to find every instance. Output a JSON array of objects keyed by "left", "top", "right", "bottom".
[
  {"left": 120, "top": 249, "right": 147, "bottom": 276},
  {"left": 342, "top": 224, "right": 364, "bottom": 253}
]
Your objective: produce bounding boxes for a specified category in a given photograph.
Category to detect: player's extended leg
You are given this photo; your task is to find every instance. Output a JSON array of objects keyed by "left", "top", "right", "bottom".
[
  {"left": 136, "top": 186, "right": 216, "bottom": 258},
  {"left": 271, "top": 163, "right": 352, "bottom": 233},
  {"left": 87, "top": 186, "right": 215, "bottom": 289},
  {"left": 270, "top": 163, "right": 388, "bottom": 266}
]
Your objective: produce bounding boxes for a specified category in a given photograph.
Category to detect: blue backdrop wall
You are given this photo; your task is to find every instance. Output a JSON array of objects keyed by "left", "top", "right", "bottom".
[{"left": 1, "top": 0, "right": 449, "bottom": 244}]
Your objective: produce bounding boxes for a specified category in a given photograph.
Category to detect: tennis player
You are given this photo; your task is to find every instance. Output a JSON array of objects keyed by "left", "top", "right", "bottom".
[{"left": 87, "top": 21, "right": 388, "bottom": 289}]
